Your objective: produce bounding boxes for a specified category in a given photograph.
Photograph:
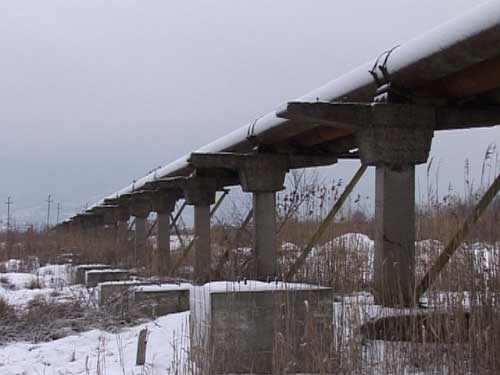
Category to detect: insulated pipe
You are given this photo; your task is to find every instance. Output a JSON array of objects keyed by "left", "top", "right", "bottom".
[{"left": 81, "top": 1, "right": 500, "bottom": 217}]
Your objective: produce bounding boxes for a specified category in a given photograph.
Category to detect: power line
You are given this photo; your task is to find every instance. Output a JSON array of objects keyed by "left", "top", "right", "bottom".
[
  {"left": 5, "top": 196, "right": 12, "bottom": 232},
  {"left": 46, "top": 194, "right": 53, "bottom": 230},
  {"left": 56, "top": 203, "right": 61, "bottom": 224}
]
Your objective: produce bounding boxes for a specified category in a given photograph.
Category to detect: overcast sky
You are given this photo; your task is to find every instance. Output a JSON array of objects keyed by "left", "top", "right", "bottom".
[{"left": 1, "top": 0, "right": 499, "bottom": 224}]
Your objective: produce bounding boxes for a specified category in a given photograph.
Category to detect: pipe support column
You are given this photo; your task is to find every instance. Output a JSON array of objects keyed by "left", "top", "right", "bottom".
[
  {"left": 357, "top": 118, "right": 434, "bottom": 307},
  {"left": 252, "top": 191, "right": 277, "bottom": 278},
  {"left": 152, "top": 192, "right": 179, "bottom": 277},
  {"left": 183, "top": 177, "right": 217, "bottom": 284},
  {"left": 237, "top": 155, "right": 288, "bottom": 280},
  {"left": 130, "top": 199, "right": 152, "bottom": 266},
  {"left": 374, "top": 165, "right": 416, "bottom": 307}
]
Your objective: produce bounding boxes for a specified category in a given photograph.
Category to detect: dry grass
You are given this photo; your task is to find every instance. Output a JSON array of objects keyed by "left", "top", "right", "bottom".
[{"left": 2, "top": 152, "right": 500, "bottom": 373}]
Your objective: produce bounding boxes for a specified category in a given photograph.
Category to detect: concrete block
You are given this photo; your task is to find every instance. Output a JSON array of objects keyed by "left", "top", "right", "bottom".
[
  {"left": 85, "top": 268, "right": 130, "bottom": 287},
  {"left": 134, "top": 284, "right": 191, "bottom": 317},
  {"left": 98, "top": 280, "right": 152, "bottom": 306},
  {"left": 190, "top": 281, "right": 333, "bottom": 374},
  {"left": 73, "top": 264, "right": 110, "bottom": 285}
]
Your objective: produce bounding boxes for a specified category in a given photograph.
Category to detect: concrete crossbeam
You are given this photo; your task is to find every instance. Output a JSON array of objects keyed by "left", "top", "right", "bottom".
[
  {"left": 278, "top": 101, "right": 500, "bottom": 131},
  {"left": 188, "top": 152, "right": 288, "bottom": 192}
]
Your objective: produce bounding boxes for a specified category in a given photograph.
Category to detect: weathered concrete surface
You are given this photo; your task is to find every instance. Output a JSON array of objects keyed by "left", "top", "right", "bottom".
[
  {"left": 189, "top": 153, "right": 289, "bottom": 280},
  {"left": 151, "top": 191, "right": 178, "bottom": 274},
  {"left": 134, "top": 284, "right": 190, "bottom": 317},
  {"left": 134, "top": 217, "right": 147, "bottom": 263},
  {"left": 360, "top": 309, "right": 472, "bottom": 343},
  {"left": 193, "top": 205, "right": 211, "bottom": 284},
  {"left": 190, "top": 281, "right": 333, "bottom": 374},
  {"left": 73, "top": 264, "right": 110, "bottom": 285},
  {"left": 374, "top": 165, "right": 415, "bottom": 307},
  {"left": 129, "top": 197, "right": 151, "bottom": 264},
  {"left": 98, "top": 280, "right": 152, "bottom": 306},
  {"left": 85, "top": 269, "right": 130, "bottom": 287},
  {"left": 253, "top": 192, "right": 277, "bottom": 278},
  {"left": 357, "top": 125, "right": 433, "bottom": 168},
  {"left": 156, "top": 212, "right": 171, "bottom": 275},
  {"left": 353, "top": 107, "right": 433, "bottom": 307}
]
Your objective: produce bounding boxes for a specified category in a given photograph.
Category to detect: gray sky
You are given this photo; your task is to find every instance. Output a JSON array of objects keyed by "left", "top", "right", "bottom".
[{"left": 1, "top": 0, "right": 499, "bottom": 224}]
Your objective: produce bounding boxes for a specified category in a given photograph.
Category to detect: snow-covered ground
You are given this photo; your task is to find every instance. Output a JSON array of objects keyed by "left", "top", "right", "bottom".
[
  {"left": 0, "top": 259, "right": 190, "bottom": 374},
  {"left": 0, "top": 262, "right": 88, "bottom": 309},
  {"left": 0, "top": 312, "right": 189, "bottom": 375}
]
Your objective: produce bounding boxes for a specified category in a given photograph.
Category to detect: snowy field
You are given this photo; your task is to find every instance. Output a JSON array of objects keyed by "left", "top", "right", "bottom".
[
  {"left": 0, "top": 259, "right": 190, "bottom": 375},
  {"left": 0, "top": 312, "right": 189, "bottom": 375},
  {"left": 0, "top": 233, "right": 498, "bottom": 374}
]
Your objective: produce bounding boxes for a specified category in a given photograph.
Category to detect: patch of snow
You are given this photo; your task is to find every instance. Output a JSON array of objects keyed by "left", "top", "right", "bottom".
[
  {"left": 281, "top": 241, "right": 300, "bottom": 253},
  {"left": 201, "top": 280, "right": 329, "bottom": 293},
  {"left": 135, "top": 283, "right": 192, "bottom": 292},
  {"left": 0, "top": 272, "right": 38, "bottom": 289},
  {"left": 0, "top": 284, "right": 89, "bottom": 308},
  {"left": 86, "top": 269, "right": 129, "bottom": 274},
  {"left": 0, "top": 311, "right": 190, "bottom": 374},
  {"left": 75, "top": 264, "right": 109, "bottom": 269}
]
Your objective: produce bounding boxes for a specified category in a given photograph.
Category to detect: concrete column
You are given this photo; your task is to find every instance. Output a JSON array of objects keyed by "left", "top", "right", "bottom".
[
  {"left": 357, "top": 120, "right": 433, "bottom": 307},
  {"left": 134, "top": 216, "right": 147, "bottom": 264},
  {"left": 194, "top": 205, "right": 211, "bottom": 283},
  {"left": 374, "top": 165, "right": 415, "bottom": 307},
  {"left": 253, "top": 192, "right": 277, "bottom": 278},
  {"left": 157, "top": 212, "right": 171, "bottom": 276},
  {"left": 151, "top": 192, "right": 178, "bottom": 277},
  {"left": 185, "top": 153, "right": 289, "bottom": 280},
  {"left": 116, "top": 220, "right": 129, "bottom": 244},
  {"left": 181, "top": 176, "right": 217, "bottom": 284},
  {"left": 238, "top": 155, "right": 288, "bottom": 280},
  {"left": 129, "top": 197, "right": 151, "bottom": 266}
]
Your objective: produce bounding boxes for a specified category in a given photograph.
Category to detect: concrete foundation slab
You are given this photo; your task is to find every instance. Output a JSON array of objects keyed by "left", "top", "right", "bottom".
[
  {"left": 73, "top": 264, "right": 110, "bottom": 285},
  {"left": 189, "top": 281, "right": 333, "bottom": 374},
  {"left": 98, "top": 280, "right": 153, "bottom": 306},
  {"left": 85, "top": 269, "right": 130, "bottom": 287},
  {"left": 134, "top": 284, "right": 191, "bottom": 317}
]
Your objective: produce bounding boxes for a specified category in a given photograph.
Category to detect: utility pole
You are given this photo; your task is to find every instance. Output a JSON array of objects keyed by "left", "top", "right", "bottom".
[
  {"left": 56, "top": 203, "right": 61, "bottom": 224},
  {"left": 5, "top": 196, "right": 12, "bottom": 232},
  {"left": 46, "top": 194, "right": 53, "bottom": 230}
]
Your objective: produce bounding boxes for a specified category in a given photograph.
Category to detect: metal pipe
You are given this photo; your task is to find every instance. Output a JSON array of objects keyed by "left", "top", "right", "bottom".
[{"left": 81, "top": 1, "right": 500, "bottom": 217}]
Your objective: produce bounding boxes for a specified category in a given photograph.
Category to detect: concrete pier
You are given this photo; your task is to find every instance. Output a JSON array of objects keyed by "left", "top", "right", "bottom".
[
  {"left": 194, "top": 205, "right": 211, "bottom": 283},
  {"left": 253, "top": 192, "right": 277, "bottom": 278},
  {"left": 187, "top": 153, "right": 289, "bottom": 279},
  {"left": 181, "top": 177, "right": 217, "bottom": 284},
  {"left": 151, "top": 192, "right": 178, "bottom": 276},
  {"left": 156, "top": 212, "right": 170, "bottom": 274},
  {"left": 129, "top": 198, "right": 151, "bottom": 265},
  {"left": 354, "top": 105, "right": 434, "bottom": 306},
  {"left": 374, "top": 165, "right": 416, "bottom": 307},
  {"left": 134, "top": 217, "right": 147, "bottom": 263}
]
